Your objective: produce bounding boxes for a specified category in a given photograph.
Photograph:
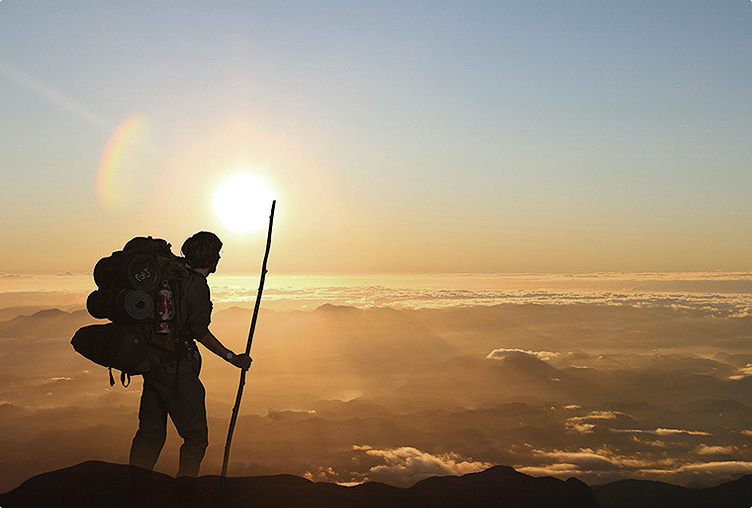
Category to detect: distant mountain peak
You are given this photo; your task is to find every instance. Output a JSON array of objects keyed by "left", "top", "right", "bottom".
[
  {"left": 489, "top": 351, "right": 561, "bottom": 375},
  {"left": 30, "top": 308, "right": 67, "bottom": 317},
  {"left": 314, "top": 303, "right": 360, "bottom": 313},
  {"left": 0, "top": 307, "right": 96, "bottom": 339}
]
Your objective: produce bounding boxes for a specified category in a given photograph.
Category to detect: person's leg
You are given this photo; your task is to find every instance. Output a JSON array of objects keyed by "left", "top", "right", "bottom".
[
  {"left": 162, "top": 354, "right": 209, "bottom": 477},
  {"left": 129, "top": 375, "right": 169, "bottom": 471},
  {"left": 173, "top": 373, "right": 208, "bottom": 477}
]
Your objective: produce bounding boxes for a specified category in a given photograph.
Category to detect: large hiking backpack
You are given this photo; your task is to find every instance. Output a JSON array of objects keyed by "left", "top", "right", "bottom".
[{"left": 71, "top": 237, "right": 192, "bottom": 385}]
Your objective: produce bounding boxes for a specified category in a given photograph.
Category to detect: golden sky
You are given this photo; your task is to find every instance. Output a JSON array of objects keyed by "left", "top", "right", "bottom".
[{"left": 1, "top": 2, "right": 752, "bottom": 275}]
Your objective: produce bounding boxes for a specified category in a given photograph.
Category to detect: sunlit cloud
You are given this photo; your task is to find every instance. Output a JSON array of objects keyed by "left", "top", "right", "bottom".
[
  {"left": 516, "top": 464, "right": 584, "bottom": 477},
  {"left": 610, "top": 428, "right": 712, "bottom": 437},
  {"left": 589, "top": 411, "right": 628, "bottom": 419},
  {"left": 651, "top": 428, "right": 713, "bottom": 437},
  {"left": 727, "top": 364, "right": 752, "bottom": 380},
  {"left": 565, "top": 411, "right": 631, "bottom": 433},
  {"left": 631, "top": 460, "right": 752, "bottom": 479},
  {"left": 567, "top": 422, "right": 596, "bottom": 433},
  {"left": 353, "top": 445, "right": 494, "bottom": 487},
  {"left": 529, "top": 448, "right": 655, "bottom": 471},
  {"left": 486, "top": 348, "right": 559, "bottom": 361},
  {"left": 301, "top": 446, "right": 495, "bottom": 488},
  {"left": 303, "top": 466, "right": 337, "bottom": 483},
  {"left": 517, "top": 447, "right": 681, "bottom": 480},
  {"left": 676, "top": 461, "right": 752, "bottom": 474},
  {"left": 695, "top": 445, "right": 737, "bottom": 455}
]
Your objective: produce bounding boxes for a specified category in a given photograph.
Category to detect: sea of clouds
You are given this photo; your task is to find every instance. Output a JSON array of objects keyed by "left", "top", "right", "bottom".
[{"left": 4, "top": 271, "right": 752, "bottom": 315}]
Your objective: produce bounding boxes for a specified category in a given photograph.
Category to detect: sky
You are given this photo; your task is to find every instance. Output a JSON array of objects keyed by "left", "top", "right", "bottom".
[{"left": 1, "top": 1, "right": 751, "bottom": 275}]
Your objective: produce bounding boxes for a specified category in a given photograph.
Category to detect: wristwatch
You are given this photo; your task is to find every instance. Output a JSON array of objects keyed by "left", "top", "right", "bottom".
[{"left": 226, "top": 351, "right": 234, "bottom": 361}]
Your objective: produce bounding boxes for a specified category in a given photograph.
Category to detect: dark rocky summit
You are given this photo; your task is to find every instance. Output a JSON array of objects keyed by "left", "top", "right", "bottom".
[
  {"left": 591, "top": 476, "right": 752, "bottom": 508},
  {"left": 3, "top": 461, "right": 751, "bottom": 508},
  {"left": 0, "top": 462, "right": 601, "bottom": 508}
]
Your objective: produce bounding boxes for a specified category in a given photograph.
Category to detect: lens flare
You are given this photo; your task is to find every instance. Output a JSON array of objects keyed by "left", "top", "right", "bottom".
[{"left": 97, "top": 114, "right": 147, "bottom": 209}]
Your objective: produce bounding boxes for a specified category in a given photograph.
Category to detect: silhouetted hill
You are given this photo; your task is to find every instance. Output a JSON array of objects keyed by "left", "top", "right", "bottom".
[
  {"left": 591, "top": 475, "right": 752, "bottom": 508},
  {"left": 314, "top": 303, "right": 363, "bottom": 314},
  {"left": 489, "top": 351, "right": 562, "bottom": 380},
  {"left": 3, "top": 460, "right": 752, "bottom": 507},
  {"left": 0, "top": 308, "right": 98, "bottom": 338},
  {"left": 0, "top": 461, "right": 603, "bottom": 508},
  {"left": 0, "top": 306, "right": 56, "bottom": 321},
  {"left": 406, "top": 465, "right": 600, "bottom": 507}
]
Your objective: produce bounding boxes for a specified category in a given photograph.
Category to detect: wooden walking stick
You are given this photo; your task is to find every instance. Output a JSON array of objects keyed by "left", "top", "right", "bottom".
[{"left": 221, "top": 200, "right": 276, "bottom": 478}]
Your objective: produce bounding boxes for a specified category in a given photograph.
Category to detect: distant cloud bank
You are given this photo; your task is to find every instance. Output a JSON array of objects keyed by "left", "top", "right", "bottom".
[
  {"left": 4, "top": 272, "right": 752, "bottom": 314},
  {"left": 209, "top": 272, "right": 752, "bottom": 313},
  {"left": 221, "top": 285, "right": 752, "bottom": 316}
]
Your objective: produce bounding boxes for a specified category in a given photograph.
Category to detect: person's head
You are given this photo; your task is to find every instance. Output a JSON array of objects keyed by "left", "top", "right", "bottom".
[{"left": 182, "top": 231, "right": 222, "bottom": 272}]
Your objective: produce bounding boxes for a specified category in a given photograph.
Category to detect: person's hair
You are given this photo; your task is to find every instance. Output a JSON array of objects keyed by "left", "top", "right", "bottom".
[{"left": 181, "top": 231, "right": 222, "bottom": 269}]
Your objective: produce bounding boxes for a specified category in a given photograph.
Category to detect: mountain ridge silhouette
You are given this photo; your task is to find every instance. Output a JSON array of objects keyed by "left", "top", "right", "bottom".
[
  {"left": 0, "top": 308, "right": 97, "bottom": 338},
  {"left": 4, "top": 461, "right": 752, "bottom": 508},
  {"left": 0, "top": 461, "right": 601, "bottom": 508}
]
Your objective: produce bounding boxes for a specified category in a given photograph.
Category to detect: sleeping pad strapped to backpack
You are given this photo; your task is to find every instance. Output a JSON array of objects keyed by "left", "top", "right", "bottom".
[{"left": 71, "top": 237, "right": 191, "bottom": 386}]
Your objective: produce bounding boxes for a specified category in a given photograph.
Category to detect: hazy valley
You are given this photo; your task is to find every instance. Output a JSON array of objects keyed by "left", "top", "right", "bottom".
[{"left": 2, "top": 287, "right": 752, "bottom": 494}]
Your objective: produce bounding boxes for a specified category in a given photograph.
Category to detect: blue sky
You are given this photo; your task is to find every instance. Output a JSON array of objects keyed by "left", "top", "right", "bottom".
[{"left": 1, "top": 1, "right": 751, "bottom": 274}]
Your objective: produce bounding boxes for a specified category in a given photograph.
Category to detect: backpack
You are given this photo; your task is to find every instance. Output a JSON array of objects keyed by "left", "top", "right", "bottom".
[{"left": 71, "top": 236, "right": 193, "bottom": 386}]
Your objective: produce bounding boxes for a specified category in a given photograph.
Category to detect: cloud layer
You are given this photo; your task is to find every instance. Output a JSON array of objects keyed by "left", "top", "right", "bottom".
[
  {"left": 6, "top": 272, "right": 752, "bottom": 314},
  {"left": 3, "top": 284, "right": 752, "bottom": 491}
]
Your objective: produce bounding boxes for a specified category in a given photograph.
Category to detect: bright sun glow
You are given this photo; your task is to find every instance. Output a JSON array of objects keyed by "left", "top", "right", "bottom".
[{"left": 213, "top": 172, "right": 276, "bottom": 234}]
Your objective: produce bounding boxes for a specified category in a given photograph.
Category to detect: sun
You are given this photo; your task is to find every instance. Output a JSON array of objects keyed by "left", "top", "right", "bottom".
[{"left": 212, "top": 172, "right": 276, "bottom": 234}]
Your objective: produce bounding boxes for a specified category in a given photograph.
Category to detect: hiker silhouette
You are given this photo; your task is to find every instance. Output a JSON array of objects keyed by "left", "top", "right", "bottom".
[{"left": 129, "top": 232, "right": 251, "bottom": 479}]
